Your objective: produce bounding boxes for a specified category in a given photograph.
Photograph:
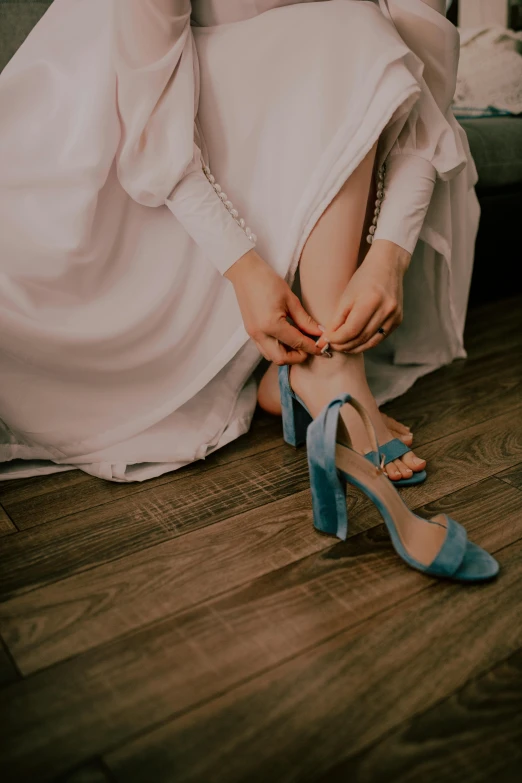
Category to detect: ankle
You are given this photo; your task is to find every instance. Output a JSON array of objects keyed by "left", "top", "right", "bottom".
[{"left": 293, "top": 350, "right": 364, "bottom": 379}]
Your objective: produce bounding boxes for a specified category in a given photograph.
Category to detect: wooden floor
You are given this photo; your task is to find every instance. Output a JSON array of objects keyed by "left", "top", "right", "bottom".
[{"left": 0, "top": 295, "right": 521, "bottom": 783}]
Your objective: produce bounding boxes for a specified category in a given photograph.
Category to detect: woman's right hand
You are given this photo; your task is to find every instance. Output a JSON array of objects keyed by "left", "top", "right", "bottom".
[{"left": 224, "top": 249, "right": 323, "bottom": 365}]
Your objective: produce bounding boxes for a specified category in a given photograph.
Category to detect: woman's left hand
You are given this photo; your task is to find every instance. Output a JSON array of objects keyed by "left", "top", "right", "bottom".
[{"left": 317, "top": 239, "right": 411, "bottom": 354}]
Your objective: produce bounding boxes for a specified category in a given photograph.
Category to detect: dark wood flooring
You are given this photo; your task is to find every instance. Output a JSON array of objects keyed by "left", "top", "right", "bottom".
[{"left": 0, "top": 295, "right": 521, "bottom": 783}]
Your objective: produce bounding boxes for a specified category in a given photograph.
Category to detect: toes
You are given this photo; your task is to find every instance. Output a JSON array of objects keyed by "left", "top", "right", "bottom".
[
  {"left": 402, "top": 451, "right": 426, "bottom": 473},
  {"left": 395, "top": 458, "right": 413, "bottom": 479},
  {"left": 381, "top": 413, "right": 411, "bottom": 435},
  {"left": 397, "top": 431, "right": 414, "bottom": 447},
  {"left": 381, "top": 414, "right": 414, "bottom": 446},
  {"left": 385, "top": 459, "right": 411, "bottom": 481},
  {"left": 384, "top": 464, "right": 401, "bottom": 480}
]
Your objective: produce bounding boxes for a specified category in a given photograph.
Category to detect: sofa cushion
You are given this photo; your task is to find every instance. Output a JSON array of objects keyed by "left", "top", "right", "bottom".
[{"left": 460, "top": 117, "right": 522, "bottom": 190}]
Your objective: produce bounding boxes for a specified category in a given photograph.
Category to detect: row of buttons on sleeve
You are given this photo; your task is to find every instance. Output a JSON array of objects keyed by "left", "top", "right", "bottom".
[
  {"left": 366, "top": 161, "right": 386, "bottom": 245},
  {"left": 202, "top": 163, "right": 257, "bottom": 244}
]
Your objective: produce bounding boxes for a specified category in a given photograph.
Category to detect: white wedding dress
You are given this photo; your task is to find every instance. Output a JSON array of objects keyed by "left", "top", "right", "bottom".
[{"left": 0, "top": 0, "right": 479, "bottom": 482}]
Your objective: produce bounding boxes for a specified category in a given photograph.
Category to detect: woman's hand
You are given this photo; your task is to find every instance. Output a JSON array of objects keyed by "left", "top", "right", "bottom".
[
  {"left": 224, "top": 249, "right": 323, "bottom": 365},
  {"left": 318, "top": 239, "right": 411, "bottom": 354}
]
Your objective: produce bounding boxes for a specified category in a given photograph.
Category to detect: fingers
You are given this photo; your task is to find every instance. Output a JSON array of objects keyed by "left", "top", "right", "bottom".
[
  {"left": 254, "top": 336, "right": 308, "bottom": 366},
  {"left": 315, "top": 302, "right": 350, "bottom": 350},
  {"left": 347, "top": 311, "right": 399, "bottom": 354},
  {"left": 330, "top": 306, "right": 385, "bottom": 353},
  {"left": 333, "top": 305, "right": 395, "bottom": 353},
  {"left": 286, "top": 295, "right": 324, "bottom": 339},
  {"left": 327, "top": 290, "right": 402, "bottom": 352},
  {"left": 325, "top": 295, "right": 381, "bottom": 350},
  {"left": 273, "top": 318, "right": 323, "bottom": 357}
]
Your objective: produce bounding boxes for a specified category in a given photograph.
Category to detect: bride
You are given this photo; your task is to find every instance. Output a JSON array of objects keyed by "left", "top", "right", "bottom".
[{"left": 0, "top": 0, "right": 478, "bottom": 483}]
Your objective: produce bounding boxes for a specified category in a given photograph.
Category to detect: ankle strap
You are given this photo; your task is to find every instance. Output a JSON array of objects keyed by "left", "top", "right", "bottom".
[{"left": 307, "top": 393, "right": 381, "bottom": 477}]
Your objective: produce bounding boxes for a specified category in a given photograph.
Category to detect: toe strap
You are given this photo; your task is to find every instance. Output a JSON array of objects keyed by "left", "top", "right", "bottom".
[
  {"left": 424, "top": 515, "right": 468, "bottom": 578},
  {"left": 365, "top": 438, "right": 411, "bottom": 467}
]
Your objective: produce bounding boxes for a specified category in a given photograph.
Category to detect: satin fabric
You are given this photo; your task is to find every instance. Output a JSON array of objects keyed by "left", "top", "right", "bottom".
[{"left": 0, "top": 0, "right": 478, "bottom": 481}]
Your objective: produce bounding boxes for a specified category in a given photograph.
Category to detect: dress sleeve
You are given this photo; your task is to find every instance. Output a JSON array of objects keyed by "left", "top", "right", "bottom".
[
  {"left": 112, "top": 0, "right": 256, "bottom": 275},
  {"left": 372, "top": 0, "right": 467, "bottom": 254}
]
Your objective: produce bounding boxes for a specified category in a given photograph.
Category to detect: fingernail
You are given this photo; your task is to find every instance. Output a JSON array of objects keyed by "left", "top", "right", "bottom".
[
  {"left": 320, "top": 345, "right": 332, "bottom": 358},
  {"left": 318, "top": 324, "right": 326, "bottom": 332}
]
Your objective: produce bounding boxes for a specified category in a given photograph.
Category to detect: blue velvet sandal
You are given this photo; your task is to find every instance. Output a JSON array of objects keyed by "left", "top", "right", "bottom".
[
  {"left": 279, "top": 364, "right": 426, "bottom": 486},
  {"left": 305, "top": 392, "right": 499, "bottom": 582}
]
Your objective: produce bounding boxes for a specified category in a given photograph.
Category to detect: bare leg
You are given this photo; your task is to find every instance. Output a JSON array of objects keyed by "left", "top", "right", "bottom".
[{"left": 258, "top": 143, "right": 424, "bottom": 480}]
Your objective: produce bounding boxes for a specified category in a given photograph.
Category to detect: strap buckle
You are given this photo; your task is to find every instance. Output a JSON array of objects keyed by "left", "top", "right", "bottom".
[{"left": 376, "top": 452, "right": 386, "bottom": 475}]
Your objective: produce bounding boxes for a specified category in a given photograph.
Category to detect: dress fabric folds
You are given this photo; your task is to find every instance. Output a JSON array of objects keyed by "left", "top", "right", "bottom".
[{"left": 0, "top": 0, "right": 479, "bottom": 482}]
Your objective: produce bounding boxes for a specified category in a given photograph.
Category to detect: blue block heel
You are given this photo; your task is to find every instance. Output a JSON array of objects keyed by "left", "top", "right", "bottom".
[
  {"left": 278, "top": 364, "right": 313, "bottom": 448},
  {"left": 278, "top": 365, "right": 426, "bottom": 486},
  {"left": 305, "top": 392, "right": 499, "bottom": 582}
]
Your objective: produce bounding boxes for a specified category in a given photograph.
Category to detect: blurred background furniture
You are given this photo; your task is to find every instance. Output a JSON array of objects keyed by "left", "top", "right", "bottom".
[
  {"left": 462, "top": 116, "right": 522, "bottom": 305},
  {"left": 1, "top": 0, "right": 521, "bottom": 306},
  {"left": 450, "top": 0, "right": 522, "bottom": 304}
]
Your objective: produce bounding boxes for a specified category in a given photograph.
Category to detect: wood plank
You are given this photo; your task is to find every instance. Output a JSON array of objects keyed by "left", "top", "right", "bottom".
[
  {"left": 104, "top": 539, "right": 522, "bottom": 783},
  {"left": 0, "top": 491, "right": 324, "bottom": 675},
  {"left": 382, "top": 293, "right": 522, "bottom": 437},
  {"left": 1, "top": 468, "right": 520, "bottom": 675},
  {"left": 496, "top": 462, "right": 522, "bottom": 491},
  {"left": 56, "top": 760, "right": 113, "bottom": 783},
  {"left": 0, "top": 476, "right": 519, "bottom": 781},
  {"left": 396, "top": 405, "right": 522, "bottom": 512},
  {"left": 321, "top": 648, "right": 522, "bottom": 783},
  {"left": 0, "top": 641, "right": 20, "bottom": 688},
  {"left": 0, "top": 443, "right": 310, "bottom": 599},
  {"left": 1, "top": 406, "right": 521, "bottom": 602},
  {"left": 0, "top": 410, "right": 282, "bottom": 530},
  {"left": 382, "top": 334, "right": 522, "bottom": 445},
  {"left": 0, "top": 503, "right": 16, "bottom": 537},
  {"left": 463, "top": 295, "right": 522, "bottom": 360}
]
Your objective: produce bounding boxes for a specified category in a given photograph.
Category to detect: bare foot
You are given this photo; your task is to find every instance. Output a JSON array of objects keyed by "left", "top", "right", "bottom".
[
  {"left": 258, "top": 364, "right": 412, "bottom": 445},
  {"left": 380, "top": 412, "right": 413, "bottom": 448},
  {"left": 257, "top": 361, "right": 285, "bottom": 416},
  {"left": 257, "top": 360, "right": 425, "bottom": 481}
]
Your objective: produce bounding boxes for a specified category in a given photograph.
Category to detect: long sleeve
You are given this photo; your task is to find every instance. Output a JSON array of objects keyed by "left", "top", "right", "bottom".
[
  {"left": 372, "top": 0, "right": 467, "bottom": 254},
  {"left": 112, "top": 0, "right": 256, "bottom": 275}
]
